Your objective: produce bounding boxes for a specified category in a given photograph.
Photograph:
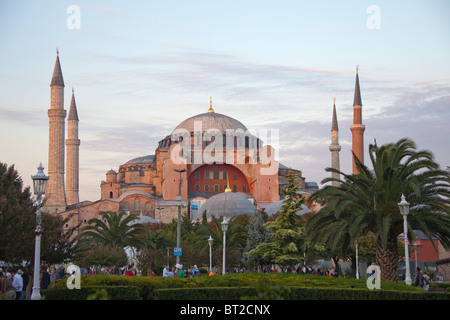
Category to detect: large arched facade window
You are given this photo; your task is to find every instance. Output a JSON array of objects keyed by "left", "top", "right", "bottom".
[{"left": 188, "top": 164, "right": 249, "bottom": 194}]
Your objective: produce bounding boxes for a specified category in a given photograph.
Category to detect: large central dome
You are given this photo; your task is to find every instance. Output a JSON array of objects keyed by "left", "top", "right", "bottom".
[{"left": 173, "top": 112, "right": 248, "bottom": 135}]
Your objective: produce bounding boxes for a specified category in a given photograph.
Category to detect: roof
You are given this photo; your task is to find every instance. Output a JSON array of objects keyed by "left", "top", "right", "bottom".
[
  {"left": 173, "top": 112, "right": 248, "bottom": 134},
  {"left": 128, "top": 215, "right": 159, "bottom": 225},
  {"left": 199, "top": 191, "right": 257, "bottom": 219},
  {"left": 68, "top": 90, "right": 79, "bottom": 121},
  {"left": 353, "top": 71, "right": 362, "bottom": 106},
  {"left": 51, "top": 53, "right": 65, "bottom": 87},
  {"left": 331, "top": 102, "right": 338, "bottom": 131},
  {"left": 265, "top": 199, "right": 312, "bottom": 216},
  {"left": 125, "top": 155, "right": 156, "bottom": 165}
]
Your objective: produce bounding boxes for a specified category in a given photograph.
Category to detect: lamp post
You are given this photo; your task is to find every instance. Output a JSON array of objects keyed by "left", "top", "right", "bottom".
[
  {"left": 208, "top": 235, "right": 213, "bottom": 273},
  {"left": 221, "top": 219, "right": 229, "bottom": 275},
  {"left": 174, "top": 168, "right": 186, "bottom": 265},
  {"left": 30, "top": 163, "right": 49, "bottom": 300},
  {"left": 398, "top": 194, "right": 412, "bottom": 285},
  {"left": 355, "top": 240, "right": 360, "bottom": 279}
]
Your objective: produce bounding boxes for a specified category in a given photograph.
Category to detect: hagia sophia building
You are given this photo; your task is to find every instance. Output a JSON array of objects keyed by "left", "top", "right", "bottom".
[{"left": 42, "top": 51, "right": 365, "bottom": 231}]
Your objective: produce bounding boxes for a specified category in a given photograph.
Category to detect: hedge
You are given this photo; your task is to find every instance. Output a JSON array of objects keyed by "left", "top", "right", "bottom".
[
  {"left": 47, "top": 273, "right": 448, "bottom": 300},
  {"left": 153, "top": 286, "right": 450, "bottom": 300},
  {"left": 42, "top": 286, "right": 141, "bottom": 300}
]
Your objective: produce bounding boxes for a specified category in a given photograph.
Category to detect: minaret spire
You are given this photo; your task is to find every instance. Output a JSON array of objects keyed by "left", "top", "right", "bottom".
[
  {"left": 350, "top": 66, "right": 366, "bottom": 174},
  {"left": 44, "top": 51, "right": 67, "bottom": 214},
  {"left": 66, "top": 88, "right": 80, "bottom": 205},
  {"left": 329, "top": 98, "right": 341, "bottom": 186}
]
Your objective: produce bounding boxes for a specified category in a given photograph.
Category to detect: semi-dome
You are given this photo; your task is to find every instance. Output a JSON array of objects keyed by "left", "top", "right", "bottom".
[
  {"left": 199, "top": 191, "right": 256, "bottom": 219},
  {"left": 265, "top": 199, "right": 312, "bottom": 216},
  {"left": 173, "top": 112, "right": 248, "bottom": 135}
]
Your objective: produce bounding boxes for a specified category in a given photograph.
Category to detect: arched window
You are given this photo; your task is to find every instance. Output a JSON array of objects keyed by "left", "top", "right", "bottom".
[
  {"left": 205, "top": 170, "right": 210, "bottom": 180},
  {"left": 233, "top": 173, "right": 237, "bottom": 180},
  {"left": 233, "top": 185, "right": 238, "bottom": 192},
  {"left": 242, "top": 185, "right": 247, "bottom": 192},
  {"left": 195, "top": 184, "right": 200, "bottom": 192},
  {"left": 204, "top": 184, "right": 210, "bottom": 192},
  {"left": 134, "top": 198, "right": 140, "bottom": 211},
  {"left": 195, "top": 172, "right": 200, "bottom": 181},
  {"left": 109, "top": 191, "right": 113, "bottom": 198},
  {"left": 145, "top": 202, "right": 152, "bottom": 212},
  {"left": 121, "top": 202, "right": 130, "bottom": 211},
  {"left": 214, "top": 184, "right": 219, "bottom": 192}
]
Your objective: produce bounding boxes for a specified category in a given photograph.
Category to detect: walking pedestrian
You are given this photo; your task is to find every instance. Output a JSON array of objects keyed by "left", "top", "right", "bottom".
[{"left": 10, "top": 267, "right": 23, "bottom": 300}]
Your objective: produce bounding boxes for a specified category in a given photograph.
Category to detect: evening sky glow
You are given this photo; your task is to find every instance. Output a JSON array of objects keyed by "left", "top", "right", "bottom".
[{"left": 0, "top": 0, "right": 449, "bottom": 201}]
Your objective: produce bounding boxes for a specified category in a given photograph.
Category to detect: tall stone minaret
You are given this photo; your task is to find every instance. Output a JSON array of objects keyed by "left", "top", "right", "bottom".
[
  {"left": 329, "top": 98, "right": 341, "bottom": 186},
  {"left": 350, "top": 66, "right": 365, "bottom": 174},
  {"left": 43, "top": 51, "right": 67, "bottom": 214},
  {"left": 66, "top": 88, "right": 80, "bottom": 205}
]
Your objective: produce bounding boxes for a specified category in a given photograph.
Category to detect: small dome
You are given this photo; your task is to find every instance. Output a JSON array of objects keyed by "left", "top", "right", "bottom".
[
  {"left": 265, "top": 200, "right": 312, "bottom": 216},
  {"left": 199, "top": 192, "right": 256, "bottom": 219},
  {"left": 125, "top": 155, "right": 156, "bottom": 165},
  {"left": 106, "top": 169, "right": 116, "bottom": 175}
]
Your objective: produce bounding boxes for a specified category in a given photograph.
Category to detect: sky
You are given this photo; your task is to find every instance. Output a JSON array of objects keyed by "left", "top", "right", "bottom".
[{"left": 0, "top": 0, "right": 449, "bottom": 202}]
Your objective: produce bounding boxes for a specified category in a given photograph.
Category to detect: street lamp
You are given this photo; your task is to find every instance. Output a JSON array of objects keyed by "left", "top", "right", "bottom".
[
  {"left": 355, "top": 240, "right": 359, "bottom": 279},
  {"left": 208, "top": 235, "right": 213, "bottom": 274},
  {"left": 174, "top": 168, "right": 187, "bottom": 264},
  {"left": 221, "top": 219, "right": 229, "bottom": 275},
  {"left": 398, "top": 194, "right": 412, "bottom": 285},
  {"left": 30, "top": 163, "right": 49, "bottom": 300}
]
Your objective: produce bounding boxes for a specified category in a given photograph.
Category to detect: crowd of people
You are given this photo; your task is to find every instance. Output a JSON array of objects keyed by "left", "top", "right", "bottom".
[{"left": 0, "top": 262, "right": 435, "bottom": 299}]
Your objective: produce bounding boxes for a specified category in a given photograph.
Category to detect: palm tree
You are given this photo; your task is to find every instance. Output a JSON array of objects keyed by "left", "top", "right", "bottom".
[
  {"left": 80, "top": 211, "right": 145, "bottom": 249},
  {"left": 308, "top": 138, "right": 450, "bottom": 281}
]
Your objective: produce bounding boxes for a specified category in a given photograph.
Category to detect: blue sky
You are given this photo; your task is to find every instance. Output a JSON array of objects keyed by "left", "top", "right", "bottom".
[{"left": 1, "top": 0, "right": 449, "bottom": 201}]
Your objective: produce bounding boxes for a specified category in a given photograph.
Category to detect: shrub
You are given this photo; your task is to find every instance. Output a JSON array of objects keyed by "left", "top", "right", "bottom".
[{"left": 42, "top": 286, "right": 141, "bottom": 300}]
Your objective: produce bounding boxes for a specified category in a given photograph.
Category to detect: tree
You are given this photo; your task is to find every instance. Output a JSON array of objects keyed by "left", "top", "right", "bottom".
[
  {"left": 80, "top": 211, "right": 145, "bottom": 250},
  {"left": 308, "top": 138, "right": 450, "bottom": 281},
  {"left": 0, "top": 162, "right": 77, "bottom": 265},
  {"left": 247, "top": 171, "right": 307, "bottom": 265},
  {"left": 242, "top": 211, "right": 272, "bottom": 267},
  {"left": 198, "top": 215, "right": 247, "bottom": 271}
]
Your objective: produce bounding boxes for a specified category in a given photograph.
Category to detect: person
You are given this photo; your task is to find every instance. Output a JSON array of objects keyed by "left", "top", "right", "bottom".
[
  {"left": 10, "top": 267, "right": 23, "bottom": 300},
  {"left": 49, "top": 267, "right": 60, "bottom": 288},
  {"left": 0, "top": 274, "right": 16, "bottom": 300},
  {"left": 422, "top": 270, "right": 430, "bottom": 291},
  {"left": 124, "top": 265, "right": 135, "bottom": 276},
  {"left": 176, "top": 263, "right": 185, "bottom": 279},
  {"left": 151, "top": 270, "right": 157, "bottom": 277},
  {"left": 20, "top": 267, "right": 30, "bottom": 300},
  {"left": 168, "top": 268, "right": 175, "bottom": 278},
  {"left": 40, "top": 267, "right": 50, "bottom": 290},
  {"left": 192, "top": 265, "right": 198, "bottom": 277},
  {"left": 415, "top": 267, "right": 423, "bottom": 288},
  {"left": 162, "top": 265, "right": 169, "bottom": 277}
]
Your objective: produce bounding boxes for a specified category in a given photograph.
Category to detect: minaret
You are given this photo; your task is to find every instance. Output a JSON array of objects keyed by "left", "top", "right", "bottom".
[
  {"left": 350, "top": 66, "right": 366, "bottom": 174},
  {"left": 66, "top": 88, "right": 80, "bottom": 205},
  {"left": 329, "top": 98, "right": 341, "bottom": 186},
  {"left": 43, "top": 50, "right": 67, "bottom": 214}
]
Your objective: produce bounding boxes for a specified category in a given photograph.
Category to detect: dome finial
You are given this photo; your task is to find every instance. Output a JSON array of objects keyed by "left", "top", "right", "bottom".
[
  {"left": 225, "top": 176, "right": 232, "bottom": 192},
  {"left": 208, "top": 96, "right": 215, "bottom": 113}
]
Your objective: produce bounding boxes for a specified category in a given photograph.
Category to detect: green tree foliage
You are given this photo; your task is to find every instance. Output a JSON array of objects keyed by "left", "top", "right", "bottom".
[
  {"left": 247, "top": 171, "right": 307, "bottom": 265},
  {"left": 242, "top": 211, "right": 272, "bottom": 266},
  {"left": 308, "top": 138, "right": 450, "bottom": 281},
  {"left": 0, "top": 162, "right": 77, "bottom": 265},
  {"left": 80, "top": 211, "right": 145, "bottom": 252}
]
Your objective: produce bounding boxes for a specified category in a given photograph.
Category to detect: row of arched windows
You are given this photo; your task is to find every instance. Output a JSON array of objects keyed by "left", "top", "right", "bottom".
[
  {"left": 120, "top": 198, "right": 153, "bottom": 212},
  {"left": 193, "top": 184, "right": 247, "bottom": 193}
]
